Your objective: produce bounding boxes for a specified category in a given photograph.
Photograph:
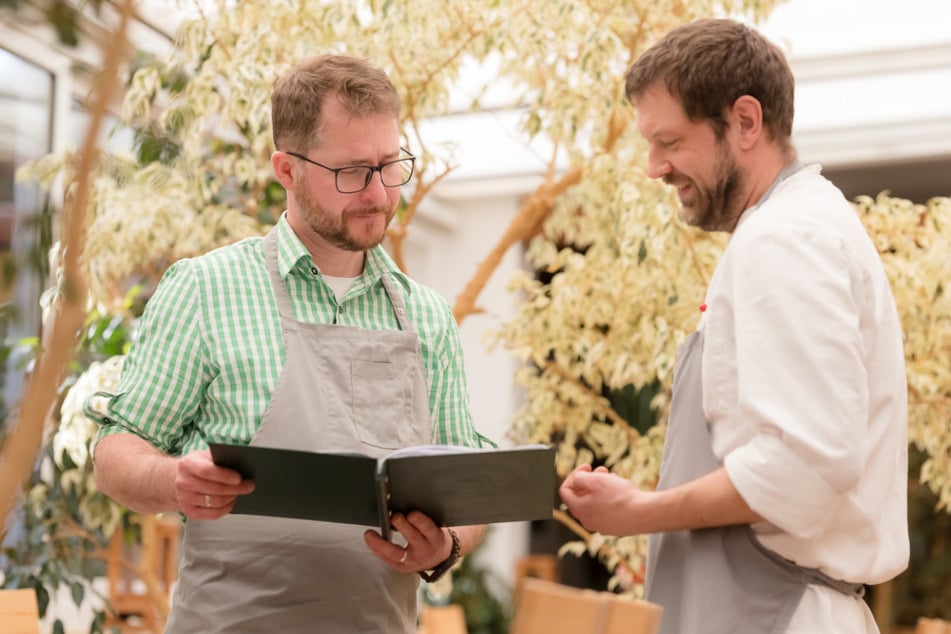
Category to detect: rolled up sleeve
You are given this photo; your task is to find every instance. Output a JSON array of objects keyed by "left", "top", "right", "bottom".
[{"left": 93, "top": 259, "right": 208, "bottom": 456}]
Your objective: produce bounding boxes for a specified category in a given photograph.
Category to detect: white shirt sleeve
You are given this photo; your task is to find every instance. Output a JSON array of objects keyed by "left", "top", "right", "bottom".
[{"left": 713, "top": 222, "right": 870, "bottom": 538}]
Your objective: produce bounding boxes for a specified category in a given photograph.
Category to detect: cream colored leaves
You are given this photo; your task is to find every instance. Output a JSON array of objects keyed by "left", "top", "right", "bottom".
[{"left": 857, "top": 193, "right": 951, "bottom": 510}]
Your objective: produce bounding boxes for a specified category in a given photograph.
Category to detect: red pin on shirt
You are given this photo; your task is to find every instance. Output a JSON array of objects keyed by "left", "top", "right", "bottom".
[{"left": 699, "top": 303, "right": 707, "bottom": 312}]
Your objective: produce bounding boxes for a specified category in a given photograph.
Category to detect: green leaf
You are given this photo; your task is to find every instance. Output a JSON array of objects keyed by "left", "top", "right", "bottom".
[
  {"left": 70, "top": 580, "right": 85, "bottom": 606},
  {"left": 48, "top": 0, "right": 80, "bottom": 47},
  {"left": 33, "top": 583, "right": 50, "bottom": 616}
]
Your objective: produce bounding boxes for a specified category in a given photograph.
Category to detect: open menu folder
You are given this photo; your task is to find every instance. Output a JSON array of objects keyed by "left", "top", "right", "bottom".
[{"left": 209, "top": 442, "right": 556, "bottom": 540}]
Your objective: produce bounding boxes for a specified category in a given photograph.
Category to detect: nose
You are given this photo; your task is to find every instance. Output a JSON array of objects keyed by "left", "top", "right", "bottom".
[
  {"left": 358, "top": 169, "right": 389, "bottom": 204},
  {"left": 646, "top": 145, "right": 672, "bottom": 180}
]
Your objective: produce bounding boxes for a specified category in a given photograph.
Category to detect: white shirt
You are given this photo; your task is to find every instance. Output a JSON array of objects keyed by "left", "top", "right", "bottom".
[{"left": 700, "top": 165, "right": 909, "bottom": 632}]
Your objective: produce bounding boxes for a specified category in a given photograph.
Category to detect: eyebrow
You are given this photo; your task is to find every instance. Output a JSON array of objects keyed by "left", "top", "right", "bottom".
[{"left": 335, "top": 148, "right": 403, "bottom": 167}]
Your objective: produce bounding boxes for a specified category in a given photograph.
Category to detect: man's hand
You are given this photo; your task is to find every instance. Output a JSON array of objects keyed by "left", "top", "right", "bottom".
[
  {"left": 175, "top": 449, "right": 255, "bottom": 520},
  {"left": 560, "top": 464, "right": 764, "bottom": 536},
  {"left": 363, "top": 511, "right": 452, "bottom": 572},
  {"left": 559, "top": 464, "right": 644, "bottom": 536}
]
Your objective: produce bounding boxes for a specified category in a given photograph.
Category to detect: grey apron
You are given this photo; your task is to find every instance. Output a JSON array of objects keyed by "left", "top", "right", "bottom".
[
  {"left": 165, "top": 229, "right": 432, "bottom": 633},
  {"left": 644, "top": 163, "right": 864, "bottom": 634}
]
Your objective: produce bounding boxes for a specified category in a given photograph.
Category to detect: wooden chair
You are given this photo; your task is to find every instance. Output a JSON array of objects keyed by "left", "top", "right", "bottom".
[
  {"left": 104, "top": 514, "right": 181, "bottom": 633},
  {"left": 418, "top": 604, "right": 468, "bottom": 634},
  {"left": 509, "top": 577, "right": 662, "bottom": 634},
  {"left": 514, "top": 554, "right": 560, "bottom": 585},
  {"left": 916, "top": 617, "right": 951, "bottom": 634},
  {"left": 0, "top": 588, "right": 41, "bottom": 634}
]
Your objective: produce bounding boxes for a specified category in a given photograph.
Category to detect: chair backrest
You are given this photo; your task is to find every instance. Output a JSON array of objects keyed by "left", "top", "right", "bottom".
[
  {"left": 916, "top": 617, "right": 951, "bottom": 634},
  {"left": 0, "top": 589, "right": 41, "bottom": 634},
  {"left": 418, "top": 604, "right": 467, "bottom": 634},
  {"left": 510, "top": 577, "right": 662, "bottom": 634}
]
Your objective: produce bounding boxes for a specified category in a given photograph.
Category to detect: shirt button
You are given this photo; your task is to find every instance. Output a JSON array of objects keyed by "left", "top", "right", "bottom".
[{"left": 310, "top": 267, "right": 318, "bottom": 275}]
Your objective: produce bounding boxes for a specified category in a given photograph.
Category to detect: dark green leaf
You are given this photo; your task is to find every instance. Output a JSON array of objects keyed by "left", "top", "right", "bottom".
[
  {"left": 70, "top": 580, "right": 85, "bottom": 606},
  {"left": 34, "top": 582, "right": 50, "bottom": 616},
  {"left": 48, "top": 0, "right": 80, "bottom": 47}
]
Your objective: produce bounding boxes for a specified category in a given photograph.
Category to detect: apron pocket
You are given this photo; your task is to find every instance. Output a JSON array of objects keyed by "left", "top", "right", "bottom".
[{"left": 351, "top": 359, "right": 406, "bottom": 449}]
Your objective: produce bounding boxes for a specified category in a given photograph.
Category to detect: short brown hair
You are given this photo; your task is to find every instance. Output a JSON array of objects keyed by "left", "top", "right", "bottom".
[
  {"left": 625, "top": 19, "right": 794, "bottom": 149},
  {"left": 271, "top": 54, "right": 401, "bottom": 152}
]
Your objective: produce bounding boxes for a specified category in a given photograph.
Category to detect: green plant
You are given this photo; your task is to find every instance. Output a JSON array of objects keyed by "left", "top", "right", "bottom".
[
  {"left": 422, "top": 544, "right": 511, "bottom": 634},
  {"left": 1, "top": 301, "right": 136, "bottom": 633}
]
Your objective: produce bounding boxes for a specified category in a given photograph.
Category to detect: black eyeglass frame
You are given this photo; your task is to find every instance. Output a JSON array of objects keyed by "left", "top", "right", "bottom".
[{"left": 285, "top": 147, "right": 416, "bottom": 194}]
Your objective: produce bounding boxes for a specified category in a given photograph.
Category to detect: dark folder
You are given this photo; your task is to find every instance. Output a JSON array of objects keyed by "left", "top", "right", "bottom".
[{"left": 209, "top": 442, "right": 556, "bottom": 539}]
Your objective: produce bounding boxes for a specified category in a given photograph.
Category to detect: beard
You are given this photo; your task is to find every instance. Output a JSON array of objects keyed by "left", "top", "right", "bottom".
[
  {"left": 294, "top": 184, "right": 395, "bottom": 251},
  {"left": 667, "top": 142, "right": 745, "bottom": 233}
]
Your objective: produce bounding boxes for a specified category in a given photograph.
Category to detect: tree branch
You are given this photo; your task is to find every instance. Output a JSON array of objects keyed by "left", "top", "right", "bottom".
[
  {"left": 0, "top": 0, "right": 134, "bottom": 537},
  {"left": 453, "top": 166, "right": 583, "bottom": 324}
]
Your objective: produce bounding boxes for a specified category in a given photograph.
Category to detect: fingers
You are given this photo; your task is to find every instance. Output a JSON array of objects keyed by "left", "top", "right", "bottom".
[
  {"left": 175, "top": 449, "right": 255, "bottom": 519},
  {"left": 560, "top": 463, "right": 596, "bottom": 491},
  {"left": 394, "top": 512, "right": 452, "bottom": 569},
  {"left": 363, "top": 529, "right": 412, "bottom": 570},
  {"left": 560, "top": 468, "right": 607, "bottom": 519},
  {"left": 179, "top": 450, "right": 248, "bottom": 487},
  {"left": 364, "top": 511, "right": 451, "bottom": 572},
  {"left": 561, "top": 467, "right": 596, "bottom": 497}
]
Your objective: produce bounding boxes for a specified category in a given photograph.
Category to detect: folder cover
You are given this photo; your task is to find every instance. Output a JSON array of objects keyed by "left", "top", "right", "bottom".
[{"left": 209, "top": 442, "right": 556, "bottom": 539}]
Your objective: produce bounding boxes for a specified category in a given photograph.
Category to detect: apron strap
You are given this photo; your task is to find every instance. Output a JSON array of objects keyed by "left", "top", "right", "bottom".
[
  {"left": 263, "top": 228, "right": 293, "bottom": 319},
  {"left": 750, "top": 529, "right": 866, "bottom": 597}
]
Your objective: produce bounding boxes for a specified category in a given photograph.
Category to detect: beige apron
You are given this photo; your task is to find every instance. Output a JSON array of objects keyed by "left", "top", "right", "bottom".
[
  {"left": 645, "top": 163, "right": 864, "bottom": 634},
  {"left": 164, "top": 229, "right": 432, "bottom": 633}
]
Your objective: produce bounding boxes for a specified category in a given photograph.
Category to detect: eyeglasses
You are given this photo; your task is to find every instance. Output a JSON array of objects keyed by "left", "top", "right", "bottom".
[{"left": 285, "top": 148, "right": 416, "bottom": 194}]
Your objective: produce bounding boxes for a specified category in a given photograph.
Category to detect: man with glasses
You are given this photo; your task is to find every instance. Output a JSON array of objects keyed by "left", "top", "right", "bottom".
[{"left": 92, "top": 54, "right": 488, "bottom": 632}]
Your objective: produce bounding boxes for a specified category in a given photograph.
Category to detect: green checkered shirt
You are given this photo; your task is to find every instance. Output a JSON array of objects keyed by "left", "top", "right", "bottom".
[{"left": 96, "top": 216, "right": 487, "bottom": 455}]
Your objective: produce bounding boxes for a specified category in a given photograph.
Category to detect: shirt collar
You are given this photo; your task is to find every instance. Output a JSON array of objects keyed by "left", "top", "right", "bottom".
[{"left": 273, "top": 213, "right": 412, "bottom": 295}]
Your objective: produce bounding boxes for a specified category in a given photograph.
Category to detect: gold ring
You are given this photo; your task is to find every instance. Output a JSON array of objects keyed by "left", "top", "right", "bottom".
[
  {"left": 204, "top": 494, "right": 211, "bottom": 508},
  {"left": 399, "top": 549, "right": 408, "bottom": 564}
]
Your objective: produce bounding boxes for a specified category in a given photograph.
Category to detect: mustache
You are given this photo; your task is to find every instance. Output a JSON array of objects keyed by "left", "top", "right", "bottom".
[
  {"left": 343, "top": 205, "right": 391, "bottom": 217},
  {"left": 663, "top": 173, "right": 688, "bottom": 187}
]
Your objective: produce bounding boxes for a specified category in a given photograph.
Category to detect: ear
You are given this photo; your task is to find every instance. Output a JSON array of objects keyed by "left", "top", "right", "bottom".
[
  {"left": 729, "top": 95, "right": 764, "bottom": 151},
  {"left": 272, "top": 151, "right": 296, "bottom": 190}
]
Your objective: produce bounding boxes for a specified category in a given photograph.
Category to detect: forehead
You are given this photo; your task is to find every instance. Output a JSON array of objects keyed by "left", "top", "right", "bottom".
[
  {"left": 633, "top": 83, "right": 692, "bottom": 139},
  {"left": 316, "top": 98, "right": 400, "bottom": 157}
]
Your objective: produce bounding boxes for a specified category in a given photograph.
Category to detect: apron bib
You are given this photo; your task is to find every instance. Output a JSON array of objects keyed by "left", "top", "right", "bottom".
[{"left": 165, "top": 229, "right": 432, "bottom": 633}]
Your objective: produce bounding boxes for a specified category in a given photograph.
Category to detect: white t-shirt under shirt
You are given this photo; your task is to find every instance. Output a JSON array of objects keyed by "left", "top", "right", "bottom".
[
  {"left": 323, "top": 274, "right": 357, "bottom": 303},
  {"left": 700, "top": 165, "right": 909, "bottom": 633}
]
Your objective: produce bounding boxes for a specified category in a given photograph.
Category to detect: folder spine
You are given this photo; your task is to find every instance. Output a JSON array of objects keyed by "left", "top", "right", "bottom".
[{"left": 376, "top": 463, "right": 392, "bottom": 540}]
